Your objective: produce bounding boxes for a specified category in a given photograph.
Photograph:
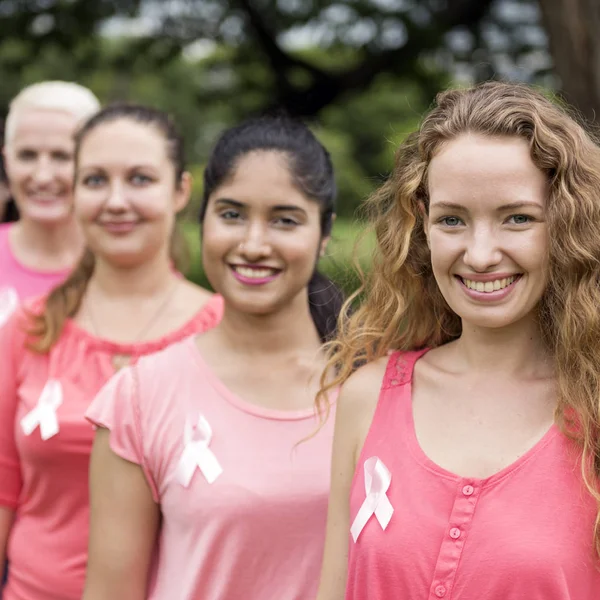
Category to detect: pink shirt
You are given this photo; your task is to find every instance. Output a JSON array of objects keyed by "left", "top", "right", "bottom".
[
  {"left": 0, "top": 295, "right": 223, "bottom": 600},
  {"left": 346, "top": 350, "right": 600, "bottom": 600},
  {"left": 86, "top": 335, "right": 336, "bottom": 600},
  {"left": 0, "top": 223, "right": 71, "bottom": 315}
]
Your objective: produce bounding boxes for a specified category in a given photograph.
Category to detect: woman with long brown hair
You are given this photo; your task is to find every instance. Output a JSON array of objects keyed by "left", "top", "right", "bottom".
[
  {"left": 317, "top": 82, "right": 600, "bottom": 599},
  {"left": 0, "top": 103, "right": 222, "bottom": 600}
]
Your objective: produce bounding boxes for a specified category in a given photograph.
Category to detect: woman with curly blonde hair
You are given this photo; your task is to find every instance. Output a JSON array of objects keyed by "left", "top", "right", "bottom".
[{"left": 316, "top": 81, "right": 600, "bottom": 599}]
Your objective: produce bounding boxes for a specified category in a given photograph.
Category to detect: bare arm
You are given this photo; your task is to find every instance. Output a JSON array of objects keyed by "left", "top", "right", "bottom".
[
  {"left": 83, "top": 428, "right": 160, "bottom": 600},
  {"left": 0, "top": 506, "right": 14, "bottom": 569},
  {"left": 316, "top": 360, "right": 385, "bottom": 600}
]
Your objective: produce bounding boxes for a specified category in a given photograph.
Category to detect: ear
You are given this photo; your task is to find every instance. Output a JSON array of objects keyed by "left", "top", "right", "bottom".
[
  {"left": 319, "top": 213, "right": 336, "bottom": 258},
  {"left": 174, "top": 171, "right": 192, "bottom": 214}
]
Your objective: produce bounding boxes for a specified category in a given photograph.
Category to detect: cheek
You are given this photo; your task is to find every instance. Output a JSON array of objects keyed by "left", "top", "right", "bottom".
[
  {"left": 428, "top": 231, "right": 461, "bottom": 271},
  {"left": 56, "top": 162, "right": 75, "bottom": 183},
  {"left": 278, "top": 231, "right": 322, "bottom": 271},
  {"left": 74, "top": 191, "right": 103, "bottom": 221},
  {"left": 5, "top": 159, "right": 29, "bottom": 182},
  {"left": 129, "top": 189, "right": 173, "bottom": 221}
]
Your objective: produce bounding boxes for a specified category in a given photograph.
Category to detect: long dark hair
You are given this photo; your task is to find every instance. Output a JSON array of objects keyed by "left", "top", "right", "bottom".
[{"left": 200, "top": 116, "right": 344, "bottom": 342}]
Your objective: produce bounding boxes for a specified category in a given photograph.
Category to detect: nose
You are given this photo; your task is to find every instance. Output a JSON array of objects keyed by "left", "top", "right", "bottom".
[
  {"left": 32, "top": 155, "right": 54, "bottom": 185},
  {"left": 463, "top": 225, "right": 503, "bottom": 272},
  {"left": 239, "top": 222, "right": 271, "bottom": 260},
  {"left": 104, "top": 181, "right": 128, "bottom": 211}
]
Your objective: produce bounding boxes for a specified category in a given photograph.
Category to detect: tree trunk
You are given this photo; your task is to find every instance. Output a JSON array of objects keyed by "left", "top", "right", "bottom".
[{"left": 538, "top": 0, "right": 600, "bottom": 123}]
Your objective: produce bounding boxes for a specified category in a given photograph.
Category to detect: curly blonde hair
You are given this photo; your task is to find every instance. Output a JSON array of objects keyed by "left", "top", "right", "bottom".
[{"left": 320, "top": 81, "right": 600, "bottom": 557}]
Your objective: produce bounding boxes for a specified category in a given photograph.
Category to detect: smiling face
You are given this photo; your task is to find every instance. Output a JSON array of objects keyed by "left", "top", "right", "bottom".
[
  {"left": 74, "top": 118, "right": 190, "bottom": 268},
  {"left": 3, "top": 108, "right": 79, "bottom": 225},
  {"left": 201, "top": 151, "right": 328, "bottom": 316},
  {"left": 424, "top": 133, "right": 549, "bottom": 330}
]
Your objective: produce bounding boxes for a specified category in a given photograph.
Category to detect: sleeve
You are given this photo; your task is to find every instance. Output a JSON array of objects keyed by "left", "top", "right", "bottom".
[
  {"left": 197, "top": 294, "right": 224, "bottom": 332},
  {"left": 85, "top": 366, "right": 160, "bottom": 501},
  {"left": 0, "top": 310, "right": 26, "bottom": 509}
]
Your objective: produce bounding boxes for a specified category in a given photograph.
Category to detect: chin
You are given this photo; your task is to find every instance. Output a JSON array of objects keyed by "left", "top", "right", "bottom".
[{"left": 25, "top": 210, "right": 72, "bottom": 225}]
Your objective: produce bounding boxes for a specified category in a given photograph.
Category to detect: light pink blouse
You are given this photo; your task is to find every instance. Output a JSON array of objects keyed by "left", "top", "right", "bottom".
[
  {"left": 0, "top": 294, "right": 224, "bottom": 600},
  {"left": 86, "top": 335, "right": 337, "bottom": 600}
]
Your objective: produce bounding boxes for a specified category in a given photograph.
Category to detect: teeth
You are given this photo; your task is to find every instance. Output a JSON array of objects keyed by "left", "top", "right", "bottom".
[
  {"left": 233, "top": 266, "right": 277, "bottom": 279},
  {"left": 462, "top": 276, "right": 516, "bottom": 292}
]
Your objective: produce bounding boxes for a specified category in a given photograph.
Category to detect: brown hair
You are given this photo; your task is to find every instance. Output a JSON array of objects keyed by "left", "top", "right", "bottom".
[
  {"left": 320, "top": 81, "right": 600, "bottom": 557},
  {"left": 28, "top": 103, "right": 189, "bottom": 352}
]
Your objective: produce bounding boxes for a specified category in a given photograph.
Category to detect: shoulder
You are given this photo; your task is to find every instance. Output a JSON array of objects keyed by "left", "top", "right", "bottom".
[
  {"left": 335, "top": 355, "right": 390, "bottom": 458},
  {"left": 135, "top": 336, "right": 194, "bottom": 379},
  {"left": 178, "top": 281, "right": 223, "bottom": 321},
  {"left": 0, "top": 222, "right": 11, "bottom": 238}
]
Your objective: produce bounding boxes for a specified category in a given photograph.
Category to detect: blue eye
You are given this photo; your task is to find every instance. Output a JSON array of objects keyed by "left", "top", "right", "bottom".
[
  {"left": 82, "top": 174, "right": 105, "bottom": 187},
  {"left": 508, "top": 214, "right": 531, "bottom": 225},
  {"left": 131, "top": 174, "right": 152, "bottom": 186},
  {"left": 439, "top": 216, "right": 463, "bottom": 227}
]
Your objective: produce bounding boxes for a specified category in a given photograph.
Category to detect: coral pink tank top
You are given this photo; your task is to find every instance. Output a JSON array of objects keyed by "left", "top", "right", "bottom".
[{"left": 346, "top": 350, "right": 600, "bottom": 600}]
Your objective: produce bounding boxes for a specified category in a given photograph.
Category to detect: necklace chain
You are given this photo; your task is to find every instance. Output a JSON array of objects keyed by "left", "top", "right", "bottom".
[{"left": 85, "top": 279, "right": 180, "bottom": 369}]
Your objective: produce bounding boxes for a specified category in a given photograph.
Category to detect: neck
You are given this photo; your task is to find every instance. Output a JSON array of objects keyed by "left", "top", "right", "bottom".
[
  {"left": 13, "top": 217, "right": 84, "bottom": 269},
  {"left": 216, "top": 291, "right": 322, "bottom": 357},
  {"left": 89, "top": 251, "right": 176, "bottom": 299},
  {"left": 453, "top": 313, "right": 552, "bottom": 377}
]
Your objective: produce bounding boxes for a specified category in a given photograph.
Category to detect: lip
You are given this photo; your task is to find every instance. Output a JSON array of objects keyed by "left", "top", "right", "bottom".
[
  {"left": 456, "top": 274, "right": 521, "bottom": 302},
  {"left": 27, "top": 195, "right": 63, "bottom": 204},
  {"left": 229, "top": 264, "right": 282, "bottom": 286},
  {"left": 100, "top": 221, "right": 139, "bottom": 234},
  {"left": 455, "top": 272, "right": 520, "bottom": 282}
]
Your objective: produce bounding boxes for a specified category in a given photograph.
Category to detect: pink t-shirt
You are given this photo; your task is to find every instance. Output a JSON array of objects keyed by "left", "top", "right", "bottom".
[
  {"left": 346, "top": 350, "right": 600, "bottom": 600},
  {"left": 0, "top": 223, "right": 71, "bottom": 321},
  {"left": 86, "top": 335, "right": 337, "bottom": 600},
  {"left": 0, "top": 294, "right": 223, "bottom": 600}
]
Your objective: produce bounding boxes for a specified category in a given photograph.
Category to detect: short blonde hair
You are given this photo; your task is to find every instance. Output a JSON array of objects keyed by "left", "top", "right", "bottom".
[{"left": 4, "top": 81, "right": 100, "bottom": 145}]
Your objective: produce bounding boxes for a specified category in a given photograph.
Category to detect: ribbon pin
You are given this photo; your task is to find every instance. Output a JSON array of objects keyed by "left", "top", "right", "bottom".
[
  {"left": 350, "top": 456, "right": 394, "bottom": 542},
  {"left": 176, "top": 415, "right": 223, "bottom": 487},
  {"left": 0, "top": 287, "right": 18, "bottom": 329},
  {"left": 20, "top": 379, "right": 63, "bottom": 441}
]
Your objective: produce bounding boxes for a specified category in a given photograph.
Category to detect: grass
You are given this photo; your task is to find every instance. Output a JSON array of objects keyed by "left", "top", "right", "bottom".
[{"left": 180, "top": 217, "right": 372, "bottom": 294}]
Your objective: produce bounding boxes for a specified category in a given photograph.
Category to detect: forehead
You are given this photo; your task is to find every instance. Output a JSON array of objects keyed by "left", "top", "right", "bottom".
[
  {"left": 214, "top": 151, "right": 316, "bottom": 211},
  {"left": 9, "top": 108, "right": 78, "bottom": 149},
  {"left": 428, "top": 134, "right": 547, "bottom": 208},
  {"left": 78, "top": 119, "right": 168, "bottom": 168}
]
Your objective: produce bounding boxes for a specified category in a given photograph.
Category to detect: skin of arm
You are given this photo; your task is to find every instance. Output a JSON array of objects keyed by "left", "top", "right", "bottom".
[
  {"left": 82, "top": 428, "right": 160, "bottom": 600},
  {"left": 316, "top": 358, "right": 386, "bottom": 600},
  {"left": 0, "top": 506, "right": 14, "bottom": 569}
]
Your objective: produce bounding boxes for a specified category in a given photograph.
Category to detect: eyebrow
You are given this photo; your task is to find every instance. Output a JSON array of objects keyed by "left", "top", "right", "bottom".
[
  {"left": 430, "top": 201, "right": 543, "bottom": 212},
  {"left": 214, "top": 198, "right": 308, "bottom": 214}
]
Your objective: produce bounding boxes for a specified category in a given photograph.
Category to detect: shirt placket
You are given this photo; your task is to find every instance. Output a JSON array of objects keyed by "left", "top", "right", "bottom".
[{"left": 429, "top": 479, "right": 480, "bottom": 599}]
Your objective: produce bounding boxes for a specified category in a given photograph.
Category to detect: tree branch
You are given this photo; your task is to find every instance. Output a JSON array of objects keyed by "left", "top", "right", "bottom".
[{"left": 266, "top": 0, "right": 496, "bottom": 116}]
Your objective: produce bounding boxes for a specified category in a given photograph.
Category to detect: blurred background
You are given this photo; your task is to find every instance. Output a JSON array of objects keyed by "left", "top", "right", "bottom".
[{"left": 0, "top": 0, "right": 597, "bottom": 291}]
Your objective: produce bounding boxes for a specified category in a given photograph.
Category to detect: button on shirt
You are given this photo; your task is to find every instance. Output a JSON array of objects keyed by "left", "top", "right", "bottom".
[{"left": 345, "top": 350, "right": 600, "bottom": 600}]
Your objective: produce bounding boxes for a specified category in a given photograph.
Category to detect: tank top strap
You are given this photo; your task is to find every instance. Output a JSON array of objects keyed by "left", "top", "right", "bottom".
[{"left": 381, "top": 348, "right": 429, "bottom": 390}]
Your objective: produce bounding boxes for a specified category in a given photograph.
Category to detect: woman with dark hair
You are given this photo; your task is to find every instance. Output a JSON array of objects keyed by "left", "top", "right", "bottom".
[
  {"left": 0, "top": 103, "right": 221, "bottom": 600},
  {"left": 83, "top": 116, "right": 344, "bottom": 600}
]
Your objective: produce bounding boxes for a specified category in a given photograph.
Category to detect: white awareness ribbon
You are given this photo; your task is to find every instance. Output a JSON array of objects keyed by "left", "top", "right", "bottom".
[
  {"left": 20, "top": 379, "right": 63, "bottom": 441},
  {"left": 350, "top": 456, "right": 394, "bottom": 542},
  {"left": 176, "top": 415, "right": 223, "bottom": 487},
  {"left": 0, "top": 287, "right": 18, "bottom": 329}
]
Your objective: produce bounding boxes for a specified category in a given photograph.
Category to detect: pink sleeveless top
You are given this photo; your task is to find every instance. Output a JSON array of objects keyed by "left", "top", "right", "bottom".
[{"left": 346, "top": 350, "right": 600, "bottom": 600}]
